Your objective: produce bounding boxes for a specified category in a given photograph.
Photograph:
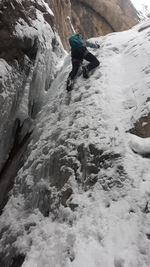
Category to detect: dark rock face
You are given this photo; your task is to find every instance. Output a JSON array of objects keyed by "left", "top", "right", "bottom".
[
  {"left": 71, "top": 0, "right": 114, "bottom": 37},
  {"left": 0, "top": 0, "right": 55, "bottom": 66},
  {"left": 75, "top": 0, "right": 139, "bottom": 32},
  {"left": 130, "top": 114, "right": 150, "bottom": 138},
  {"left": 46, "top": 0, "right": 72, "bottom": 50},
  {"left": 0, "top": 1, "right": 37, "bottom": 66},
  {"left": 47, "top": 0, "right": 139, "bottom": 50}
]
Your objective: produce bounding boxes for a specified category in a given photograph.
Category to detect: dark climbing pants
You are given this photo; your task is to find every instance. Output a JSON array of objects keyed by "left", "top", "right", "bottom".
[{"left": 69, "top": 47, "right": 100, "bottom": 80}]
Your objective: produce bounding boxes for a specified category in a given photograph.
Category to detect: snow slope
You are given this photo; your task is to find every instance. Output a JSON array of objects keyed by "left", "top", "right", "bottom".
[{"left": 1, "top": 19, "right": 150, "bottom": 267}]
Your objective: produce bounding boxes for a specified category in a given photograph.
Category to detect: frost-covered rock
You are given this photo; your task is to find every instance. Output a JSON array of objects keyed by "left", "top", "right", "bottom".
[{"left": 0, "top": 0, "right": 65, "bottom": 217}]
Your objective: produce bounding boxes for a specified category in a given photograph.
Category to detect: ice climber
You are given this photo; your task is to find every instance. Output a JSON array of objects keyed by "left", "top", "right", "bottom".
[{"left": 66, "top": 33, "right": 100, "bottom": 91}]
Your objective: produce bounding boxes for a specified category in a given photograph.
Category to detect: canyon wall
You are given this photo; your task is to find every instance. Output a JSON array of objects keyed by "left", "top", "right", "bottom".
[
  {"left": 0, "top": 0, "right": 65, "bottom": 214},
  {"left": 47, "top": 0, "right": 139, "bottom": 50}
]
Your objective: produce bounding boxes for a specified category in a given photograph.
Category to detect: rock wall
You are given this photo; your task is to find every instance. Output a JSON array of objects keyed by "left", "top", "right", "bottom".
[
  {"left": 46, "top": 0, "right": 72, "bottom": 51},
  {"left": 0, "top": 0, "right": 65, "bottom": 215},
  {"left": 46, "top": 0, "right": 139, "bottom": 50},
  {"left": 75, "top": 0, "right": 139, "bottom": 32}
]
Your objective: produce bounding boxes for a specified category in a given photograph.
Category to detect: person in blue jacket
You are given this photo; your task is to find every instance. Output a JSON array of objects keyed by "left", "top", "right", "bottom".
[{"left": 67, "top": 34, "right": 100, "bottom": 91}]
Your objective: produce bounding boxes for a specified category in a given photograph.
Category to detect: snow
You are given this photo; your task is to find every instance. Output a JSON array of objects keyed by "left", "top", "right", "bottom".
[
  {"left": 1, "top": 17, "right": 150, "bottom": 267},
  {"left": 0, "top": 0, "right": 65, "bottom": 172},
  {"left": 67, "top": 16, "right": 76, "bottom": 34},
  {"left": 0, "top": 59, "right": 12, "bottom": 99},
  {"left": 131, "top": 0, "right": 150, "bottom": 12},
  {"left": 131, "top": 0, "right": 150, "bottom": 19},
  {"left": 14, "top": 0, "right": 54, "bottom": 16},
  {"left": 129, "top": 134, "right": 150, "bottom": 154}
]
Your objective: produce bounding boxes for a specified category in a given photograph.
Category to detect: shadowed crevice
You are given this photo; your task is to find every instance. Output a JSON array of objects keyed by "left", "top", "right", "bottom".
[{"left": 0, "top": 120, "right": 32, "bottom": 215}]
